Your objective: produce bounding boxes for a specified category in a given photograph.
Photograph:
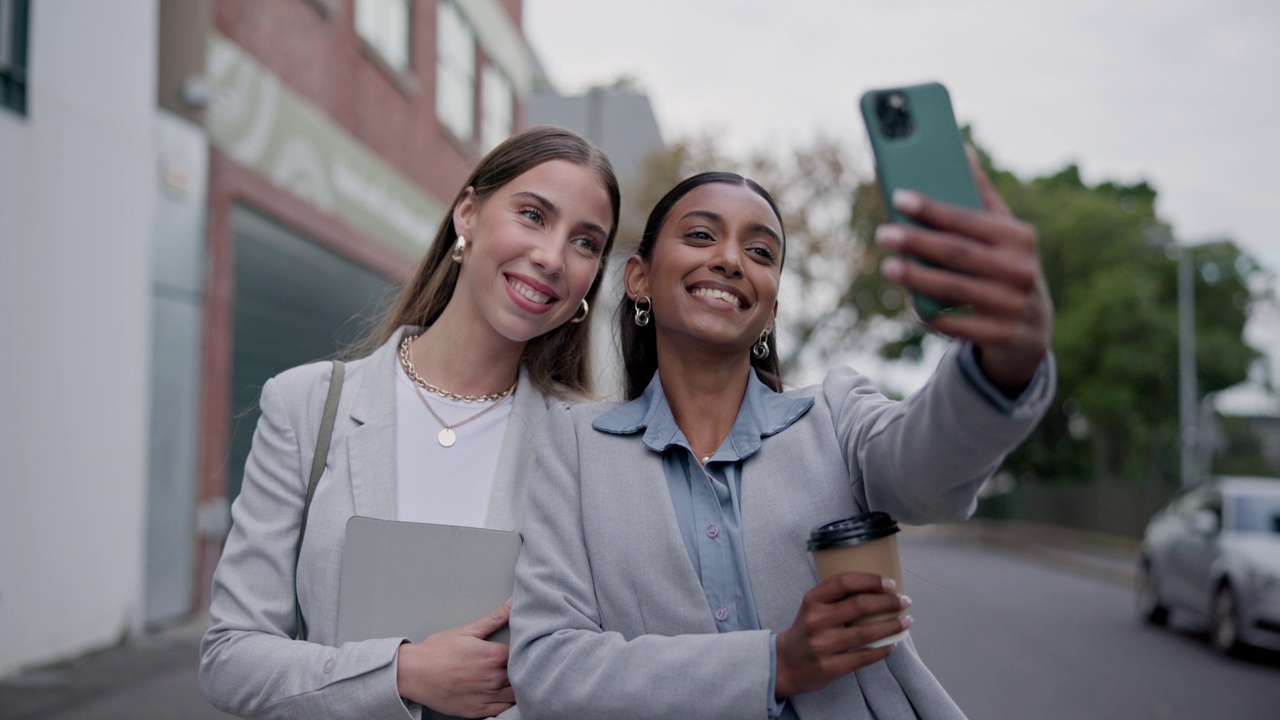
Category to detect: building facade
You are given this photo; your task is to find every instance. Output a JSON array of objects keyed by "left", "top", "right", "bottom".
[{"left": 0, "top": 0, "right": 538, "bottom": 676}]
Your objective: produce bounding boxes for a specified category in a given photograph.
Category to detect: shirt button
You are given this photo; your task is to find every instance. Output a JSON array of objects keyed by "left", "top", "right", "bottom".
[
  {"left": 323, "top": 658, "right": 336, "bottom": 674},
  {"left": 715, "top": 606, "right": 730, "bottom": 622},
  {"left": 706, "top": 524, "right": 720, "bottom": 539}
]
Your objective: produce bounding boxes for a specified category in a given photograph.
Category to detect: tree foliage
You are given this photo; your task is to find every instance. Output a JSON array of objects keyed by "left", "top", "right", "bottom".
[{"left": 632, "top": 133, "right": 1269, "bottom": 486}]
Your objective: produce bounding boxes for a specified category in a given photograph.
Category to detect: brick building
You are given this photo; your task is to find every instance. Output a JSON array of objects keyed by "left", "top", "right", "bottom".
[{"left": 1, "top": 0, "right": 548, "bottom": 676}]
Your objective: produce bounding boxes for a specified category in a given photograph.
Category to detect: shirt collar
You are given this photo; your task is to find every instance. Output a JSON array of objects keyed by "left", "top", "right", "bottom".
[{"left": 593, "top": 369, "right": 814, "bottom": 462}]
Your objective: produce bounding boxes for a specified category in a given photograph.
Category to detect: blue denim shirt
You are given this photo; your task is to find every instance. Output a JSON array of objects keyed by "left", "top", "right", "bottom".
[{"left": 592, "top": 342, "right": 1042, "bottom": 717}]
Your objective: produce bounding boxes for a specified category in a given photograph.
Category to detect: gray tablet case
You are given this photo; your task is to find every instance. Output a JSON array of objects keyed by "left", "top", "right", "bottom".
[{"left": 335, "top": 516, "right": 522, "bottom": 646}]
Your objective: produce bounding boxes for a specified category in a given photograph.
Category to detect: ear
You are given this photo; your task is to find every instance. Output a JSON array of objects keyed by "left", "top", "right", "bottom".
[
  {"left": 768, "top": 300, "right": 779, "bottom": 334},
  {"left": 623, "top": 255, "right": 650, "bottom": 300},
  {"left": 452, "top": 187, "right": 478, "bottom": 239}
]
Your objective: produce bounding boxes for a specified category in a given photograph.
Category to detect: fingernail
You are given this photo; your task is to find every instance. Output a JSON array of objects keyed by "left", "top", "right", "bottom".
[
  {"left": 902, "top": 615, "right": 914, "bottom": 629},
  {"left": 881, "top": 577, "right": 896, "bottom": 592},
  {"left": 875, "top": 225, "right": 906, "bottom": 248},
  {"left": 900, "top": 595, "right": 912, "bottom": 609},
  {"left": 881, "top": 256, "right": 905, "bottom": 281},
  {"left": 892, "top": 189, "right": 923, "bottom": 213}
]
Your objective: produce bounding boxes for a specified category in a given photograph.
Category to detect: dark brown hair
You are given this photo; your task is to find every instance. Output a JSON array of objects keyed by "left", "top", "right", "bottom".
[
  {"left": 373, "top": 126, "right": 621, "bottom": 398},
  {"left": 618, "top": 171, "right": 785, "bottom": 400}
]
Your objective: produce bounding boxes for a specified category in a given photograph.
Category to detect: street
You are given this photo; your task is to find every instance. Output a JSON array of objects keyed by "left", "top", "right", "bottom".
[{"left": 900, "top": 530, "right": 1280, "bottom": 719}]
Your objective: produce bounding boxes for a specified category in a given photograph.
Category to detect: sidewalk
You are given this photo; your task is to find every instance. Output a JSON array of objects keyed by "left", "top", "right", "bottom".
[
  {"left": 0, "top": 520, "right": 1141, "bottom": 719},
  {"left": 0, "top": 617, "right": 231, "bottom": 720}
]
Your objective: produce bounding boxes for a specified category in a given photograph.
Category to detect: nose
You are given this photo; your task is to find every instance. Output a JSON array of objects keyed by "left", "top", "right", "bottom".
[
  {"left": 710, "top": 240, "right": 744, "bottom": 279},
  {"left": 530, "top": 235, "right": 565, "bottom": 276}
]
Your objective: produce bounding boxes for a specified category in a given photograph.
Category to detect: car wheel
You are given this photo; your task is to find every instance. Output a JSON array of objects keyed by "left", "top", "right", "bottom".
[
  {"left": 1210, "top": 584, "right": 1246, "bottom": 656},
  {"left": 1137, "top": 560, "right": 1169, "bottom": 626}
]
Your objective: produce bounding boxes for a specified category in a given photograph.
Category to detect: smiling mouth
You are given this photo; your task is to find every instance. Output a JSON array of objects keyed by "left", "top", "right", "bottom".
[
  {"left": 690, "top": 286, "right": 746, "bottom": 309},
  {"left": 508, "top": 276, "right": 558, "bottom": 305}
]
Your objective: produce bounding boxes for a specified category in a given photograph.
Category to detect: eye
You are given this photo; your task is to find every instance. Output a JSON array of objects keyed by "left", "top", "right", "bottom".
[
  {"left": 684, "top": 229, "right": 714, "bottom": 242},
  {"left": 520, "top": 207, "right": 546, "bottom": 225},
  {"left": 748, "top": 245, "right": 777, "bottom": 263},
  {"left": 572, "top": 236, "right": 604, "bottom": 256}
]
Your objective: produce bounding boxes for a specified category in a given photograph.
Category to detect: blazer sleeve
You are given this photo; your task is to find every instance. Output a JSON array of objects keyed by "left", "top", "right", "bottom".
[
  {"left": 828, "top": 343, "right": 1056, "bottom": 525},
  {"left": 199, "top": 372, "right": 413, "bottom": 720},
  {"left": 509, "top": 404, "right": 775, "bottom": 720}
]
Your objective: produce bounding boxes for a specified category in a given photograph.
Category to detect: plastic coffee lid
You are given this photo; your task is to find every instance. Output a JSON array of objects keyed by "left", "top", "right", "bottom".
[{"left": 807, "top": 512, "right": 900, "bottom": 551}]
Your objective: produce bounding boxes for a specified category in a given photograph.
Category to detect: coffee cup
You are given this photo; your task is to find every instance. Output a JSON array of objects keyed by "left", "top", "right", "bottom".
[{"left": 807, "top": 511, "right": 908, "bottom": 648}]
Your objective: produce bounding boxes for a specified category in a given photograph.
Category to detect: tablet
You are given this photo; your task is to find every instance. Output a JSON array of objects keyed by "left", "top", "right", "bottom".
[{"left": 335, "top": 516, "right": 522, "bottom": 645}]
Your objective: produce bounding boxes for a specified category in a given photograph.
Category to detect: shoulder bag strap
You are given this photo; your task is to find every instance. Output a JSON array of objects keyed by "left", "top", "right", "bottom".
[{"left": 294, "top": 360, "right": 345, "bottom": 641}]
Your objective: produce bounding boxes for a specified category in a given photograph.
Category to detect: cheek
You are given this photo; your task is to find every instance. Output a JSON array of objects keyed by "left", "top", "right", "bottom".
[{"left": 567, "top": 256, "right": 602, "bottom": 299}]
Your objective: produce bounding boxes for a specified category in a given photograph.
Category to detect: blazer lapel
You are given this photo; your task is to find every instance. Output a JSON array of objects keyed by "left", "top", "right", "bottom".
[
  {"left": 344, "top": 333, "right": 401, "bottom": 521},
  {"left": 484, "top": 367, "right": 546, "bottom": 531}
]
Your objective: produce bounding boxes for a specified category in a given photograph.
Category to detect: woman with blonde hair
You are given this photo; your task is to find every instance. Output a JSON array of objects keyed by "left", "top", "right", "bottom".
[{"left": 201, "top": 126, "right": 620, "bottom": 719}]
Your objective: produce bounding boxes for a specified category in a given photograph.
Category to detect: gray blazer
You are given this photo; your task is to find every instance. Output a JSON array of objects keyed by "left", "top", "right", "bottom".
[
  {"left": 510, "top": 349, "right": 1055, "bottom": 719},
  {"left": 200, "top": 330, "right": 551, "bottom": 719}
]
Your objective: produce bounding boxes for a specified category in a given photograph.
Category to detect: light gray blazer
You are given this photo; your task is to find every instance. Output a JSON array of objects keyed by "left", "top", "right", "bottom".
[
  {"left": 200, "top": 329, "right": 551, "bottom": 719},
  {"left": 510, "top": 349, "right": 1055, "bottom": 720}
]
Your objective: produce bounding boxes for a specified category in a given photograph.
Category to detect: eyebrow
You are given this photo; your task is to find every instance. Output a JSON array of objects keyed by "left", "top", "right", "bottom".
[
  {"left": 679, "top": 209, "right": 782, "bottom": 245},
  {"left": 515, "top": 191, "right": 608, "bottom": 239}
]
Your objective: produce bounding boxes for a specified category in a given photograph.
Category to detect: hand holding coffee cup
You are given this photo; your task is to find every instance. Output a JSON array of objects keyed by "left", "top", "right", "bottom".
[
  {"left": 808, "top": 512, "right": 910, "bottom": 648},
  {"left": 773, "top": 512, "right": 912, "bottom": 700}
]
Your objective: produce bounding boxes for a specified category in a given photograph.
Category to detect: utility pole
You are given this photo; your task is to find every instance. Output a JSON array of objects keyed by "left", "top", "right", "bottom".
[{"left": 1178, "top": 246, "right": 1199, "bottom": 487}]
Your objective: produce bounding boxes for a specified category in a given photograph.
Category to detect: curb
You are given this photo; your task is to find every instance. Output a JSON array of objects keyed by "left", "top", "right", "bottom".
[{"left": 905, "top": 519, "right": 1141, "bottom": 589}]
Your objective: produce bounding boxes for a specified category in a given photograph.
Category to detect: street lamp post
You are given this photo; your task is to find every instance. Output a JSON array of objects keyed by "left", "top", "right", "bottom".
[{"left": 1178, "top": 245, "right": 1199, "bottom": 487}]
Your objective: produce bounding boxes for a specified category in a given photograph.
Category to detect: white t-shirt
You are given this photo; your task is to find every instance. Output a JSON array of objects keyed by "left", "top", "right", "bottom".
[{"left": 394, "top": 357, "right": 513, "bottom": 527}]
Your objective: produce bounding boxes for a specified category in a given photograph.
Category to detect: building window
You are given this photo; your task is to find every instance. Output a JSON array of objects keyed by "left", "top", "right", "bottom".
[
  {"left": 355, "top": 0, "right": 410, "bottom": 73},
  {"left": 0, "top": 0, "right": 30, "bottom": 115},
  {"left": 480, "top": 63, "right": 513, "bottom": 152},
  {"left": 436, "top": 0, "right": 475, "bottom": 141}
]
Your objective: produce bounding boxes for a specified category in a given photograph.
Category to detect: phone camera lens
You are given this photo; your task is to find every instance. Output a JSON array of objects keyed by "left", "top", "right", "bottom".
[{"left": 875, "top": 92, "right": 913, "bottom": 140}]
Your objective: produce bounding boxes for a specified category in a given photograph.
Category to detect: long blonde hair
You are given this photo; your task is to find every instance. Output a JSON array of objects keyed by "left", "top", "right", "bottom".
[{"left": 371, "top": 126, "right": 621, "bottom": 398}]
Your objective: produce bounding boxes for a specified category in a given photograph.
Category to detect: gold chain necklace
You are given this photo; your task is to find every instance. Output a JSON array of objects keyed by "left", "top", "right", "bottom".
[
  {"left": 398, "top": 334, "right": 516, "bottom": 447},
  {"left": 398, "top": 335, "right": 516, "bottom": 403}
]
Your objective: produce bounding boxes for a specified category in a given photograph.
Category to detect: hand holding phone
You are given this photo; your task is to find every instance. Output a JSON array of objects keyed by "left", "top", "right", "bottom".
[
  {"left": 861, "top": 83, "right": 982, "bottom": 319},
  {"left": 860, "top": 82, "right": 1053, "bottom": 393}
]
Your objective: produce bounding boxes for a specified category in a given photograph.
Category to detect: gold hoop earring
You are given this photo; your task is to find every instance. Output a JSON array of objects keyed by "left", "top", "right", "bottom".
[
  {"left": 752, "top": 329, "right": 771, "bottom": 360},
  {"left": 451, "top": 236, "right": 467, "bottom": 264},
  {"left": 570, "top": 299, "right": 590, "bottom": 324},
  {"left": 633, "top": 296, "right": 652, "bottom": 327}
]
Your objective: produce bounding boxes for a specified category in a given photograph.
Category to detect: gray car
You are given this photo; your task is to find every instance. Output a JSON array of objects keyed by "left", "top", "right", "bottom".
[{"left": 1137, "top": 475, "right": 1280, "bottom": 655}]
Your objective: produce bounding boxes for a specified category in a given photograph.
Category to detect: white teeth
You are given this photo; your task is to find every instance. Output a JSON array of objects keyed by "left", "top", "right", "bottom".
[
  {"left": 510, "top": 278, "right": 553, "bottom": 304},
  {"left": 691, "top": 287, "right": 743, "bottom": 308}
]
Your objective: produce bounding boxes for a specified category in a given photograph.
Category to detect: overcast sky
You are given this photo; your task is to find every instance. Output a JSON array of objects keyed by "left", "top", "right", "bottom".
[{"left": 525, "top": 0, "right": 1280, "bottom": 396}]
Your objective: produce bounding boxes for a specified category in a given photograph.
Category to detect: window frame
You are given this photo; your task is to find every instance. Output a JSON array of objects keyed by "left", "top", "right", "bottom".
[
  {"left": 479, "top": 61, "right": 513, "bottom": 152},
  {"left": 0, "top": 0, "right": 30, "bottom": 116},
  {"left": 355, "top": 0, "right": 412, "bottom": 76},
  {"left": 435, "top": 0, "right": 476, "bottom": 143}
]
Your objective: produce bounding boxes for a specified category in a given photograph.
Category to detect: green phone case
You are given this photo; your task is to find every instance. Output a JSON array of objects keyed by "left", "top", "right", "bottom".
[{"left": 860, "top": 82, "right": 982, "bottom": 319}]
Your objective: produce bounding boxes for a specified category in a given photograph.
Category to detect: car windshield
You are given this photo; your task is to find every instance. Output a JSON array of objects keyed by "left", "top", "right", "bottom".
[{"left": 1231, "top": 491, "right": 1280, "bottom": 534}]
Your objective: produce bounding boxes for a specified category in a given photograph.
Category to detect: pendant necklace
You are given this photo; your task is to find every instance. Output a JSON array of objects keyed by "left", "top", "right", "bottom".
[{"left": 398, "top": 334, "right": 516, "bottom": 447}]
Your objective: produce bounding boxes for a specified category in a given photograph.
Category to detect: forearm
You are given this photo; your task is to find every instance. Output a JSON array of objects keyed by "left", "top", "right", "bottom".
[
  {"left": 835, "top": 345, "right": 1055, "bottom": 524},
  {"left": 200, "top": 624, "right": 409, "bottom": 719},
  {"left": 511, "top": 625, "right": 773, "bottom": 720}
]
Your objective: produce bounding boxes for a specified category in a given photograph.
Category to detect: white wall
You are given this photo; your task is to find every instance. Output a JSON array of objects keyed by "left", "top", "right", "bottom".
[{"left": 0, "top": 1, "right": 157, "bottom": 676}]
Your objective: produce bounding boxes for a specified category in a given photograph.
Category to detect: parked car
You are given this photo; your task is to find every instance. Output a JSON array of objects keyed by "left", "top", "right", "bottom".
[{"left": 1137, "top": 475, "right": 1280, "bottom": 655}]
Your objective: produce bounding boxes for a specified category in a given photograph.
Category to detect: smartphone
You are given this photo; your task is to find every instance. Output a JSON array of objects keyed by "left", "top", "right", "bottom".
[{"left": 860, "top": 82, "right": 982, "bottom": 319}]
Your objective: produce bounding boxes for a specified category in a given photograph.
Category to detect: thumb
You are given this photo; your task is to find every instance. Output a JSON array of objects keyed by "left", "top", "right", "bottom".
[{"left": 460, "top": 597, "right": 512, "bottom": 638}]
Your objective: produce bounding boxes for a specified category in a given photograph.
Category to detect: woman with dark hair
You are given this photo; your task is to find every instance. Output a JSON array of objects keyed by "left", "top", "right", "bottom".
[
  {"left": 510, "top": 166, "right": 1055, "bottom": 719},
  {"left": 201, "top": 126, "right": 620, "bottom": 719}
]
